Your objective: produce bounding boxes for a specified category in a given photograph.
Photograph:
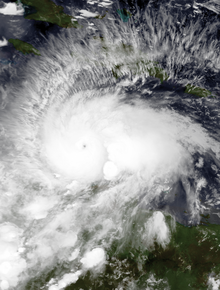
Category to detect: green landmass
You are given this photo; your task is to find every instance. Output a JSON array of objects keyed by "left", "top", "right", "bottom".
[
  {"left": 8, "top": 39, "right": 41, "bottom": 55},
  {"left": 111, "top": 58, "right": 169, "bottom": 83},
  {"left": 143, "top": 222, "right": 220, "bottom": 289},
  {"left": 147, "top": 65, "right": 169, "bottom": 83},
  {"left": 23, "top": 208, "right": 220, "bottom": 290},
  {"left": 111, "top": 56, "right": 215, "bottom": 98},
  {"left": 184, "top": 84, "right": 215, "bottom": 98},
  {"left": 18, "top": 0, "right": 78, "bottom": 28},
  {"left": 107, "top": 215, "right": 220, "bottom": 290},
  {"left": 94, "top": 13, "right": 107, "bottom": 19},
  {"left": 10, "top": 1, "right": 217, "bottom": 98},
  {"left": 64, "top": 218, "right": 220, "bottom": 289},
  {"left": 97, "top": 39, "right": 215, "bottom": 98}
]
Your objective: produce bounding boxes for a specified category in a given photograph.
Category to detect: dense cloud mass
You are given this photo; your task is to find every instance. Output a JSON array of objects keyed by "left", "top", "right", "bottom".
[
  {"left": 0, "top": 0, "right": 220, "bottom": 289},
  {"left": 43, "top": 91, "right": 190, "bottom": 182}
]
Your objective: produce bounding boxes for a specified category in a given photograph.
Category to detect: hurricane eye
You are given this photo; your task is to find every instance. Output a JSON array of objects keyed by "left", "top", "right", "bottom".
[{"left": 75, "top": 139, "right": 88, "bottom": 150}]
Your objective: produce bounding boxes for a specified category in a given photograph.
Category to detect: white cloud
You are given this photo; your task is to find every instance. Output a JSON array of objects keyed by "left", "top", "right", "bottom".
[
  {"left": 80, "top": 248, "right": 106, "bottom": 269},
  {"left": 0, "top": 37, "right": 8, "bottom": 47},
  {"left": 208, "top": 275, "right": 220, "bottom": 290},
  {"left": 20, "top": 196, "right": 58, "bottom": 220},
  {"left": 79, "top": 9, "right": 99, "bottom": 18},
  {"left": 0, "top": 223, "right": 27, "bottom": 288},
  {"left": 0, "top": 2, "right": 24, "bottom": 16},
  {"left": 144, "top": 211, "right": 170, "bottom": 249}
]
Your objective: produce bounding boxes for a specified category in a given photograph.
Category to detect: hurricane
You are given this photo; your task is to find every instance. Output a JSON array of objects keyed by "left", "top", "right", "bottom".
[{"left": 0, "top": 0, "right": 220, "bottom": 289}]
